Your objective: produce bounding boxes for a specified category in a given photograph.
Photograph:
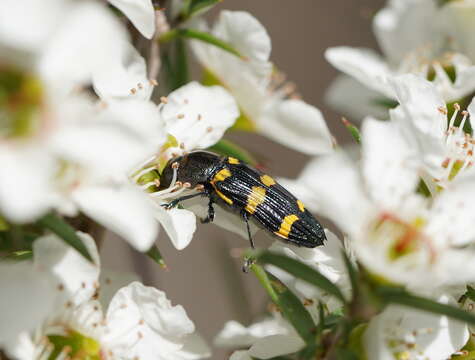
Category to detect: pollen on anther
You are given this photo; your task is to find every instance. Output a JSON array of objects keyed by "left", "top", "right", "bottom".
[
  {"left": 160, "top": 96, "right": 168, "bottom": 104},
  {"left": 139, "top": 319, "right": 145, "bottom": 325},
  {"left": 138, "top": 331, "right": 143, "bottom": 339},
  {"left": 437, "top": 106, "right": 448, "bottom": 115},
  {"left": 137, "top": 83, "right": 143, "bottom": 90},
  {"left": 195, "top": 184, "right": 204, "bottom": 191},
  {"left": 81, "top": 282, "right": 86, "bottom": 289},
  {"left": 197, "top": 114, "right": 202, "bottom": 120},
  {"left": 154, "top": 179, "right": 161, "bottom": 187},
  {"left": 149, "top": 79, "right": 158, "bottom": 86},
  {"left": 183, "top": 182, "right": 191, "bottom": 188},
  {"left": 207, "top": 126, "right": 213, "bottom": 132},
  {"left": 177, "top": 113, "right": 185, "bottom": 119},
  {"left": 171, "top": 162, "right": 179, "bottom": 169},
  {"left": 130, "top": 88, "right": 137, "bottom": 95},
  {"left": 454, "top": 103, "right": 461, "bottom": 111}
]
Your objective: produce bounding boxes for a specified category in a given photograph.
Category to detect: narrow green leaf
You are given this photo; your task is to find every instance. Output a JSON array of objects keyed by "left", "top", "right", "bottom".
[
  {"left": 267, "top": 272, "right": 317, "bottom": 345},
  {"left": 174, "top": 38, "right": 189, "bottom": 90},
  {"left": 377, "top": 287, "right": 475, "bottom": 326},
  {"left": 341, "top": 118, "right": 360, "bottom": 144},
  {"left": 185, "top": 0, "right": 221, "bottom": 19},
  {"left": 251, "top": 264, "right": 316, "bottom": 345},
  {"left": 341, "top": 250, "right": 358, "bottom": 301},
  {"left": 372, "top": 97, "right": 398, "bottom": 110},
  {"left": 4, "top": 250, "right": 33, "bottom": 261},
  {"left": 257, "top": 252, "right": 346, "bottom": 303},
  {"left": 37, "top": 213, "right": 92, "bottom": 262},
  {"left": 207, "top": 139, "right": 258, "bottom": 165},
  {"left": 160, "top": 29, "right": 244, "bottom": 59},
  {"left": 146, "top": 245, "right": 167, "bottom": 269},
  {"left": 251, "top": 263, "right": 279, "bottom": 304}
]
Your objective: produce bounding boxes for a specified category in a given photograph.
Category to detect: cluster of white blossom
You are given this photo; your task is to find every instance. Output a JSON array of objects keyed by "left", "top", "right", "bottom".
[
  {"left": 4, "top": 0, "right": 475, "bottom": 359},
  {"left": 212, "top": 1, "right": 475, "bottom": 359}
]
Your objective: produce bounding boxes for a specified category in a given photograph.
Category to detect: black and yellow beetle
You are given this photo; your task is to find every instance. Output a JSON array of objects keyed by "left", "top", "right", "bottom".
[{"left": 160, "top": 151, "right": 326, "bottom": 250}]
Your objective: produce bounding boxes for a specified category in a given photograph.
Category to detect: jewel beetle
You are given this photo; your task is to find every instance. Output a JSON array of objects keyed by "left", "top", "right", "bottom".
[{"left": 160, "top": 151, "right": 326, "bottom": 251}]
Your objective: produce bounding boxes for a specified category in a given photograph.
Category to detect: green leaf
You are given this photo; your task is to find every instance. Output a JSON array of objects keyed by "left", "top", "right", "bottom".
[
  {"left": 377, "top": 287, "right": 475, "bottom": 326},
  {"left": 372, "top": 97, "right": 399, "bottom": 110},
  {"left": 341, "top": 250, "right": 358, "bottom": 299},
  {"left": 466, "top": 286, "right": 475, "bottom": 302},
  {"left": 183, "top": 0, "right": 221, "bottom": 20},
  {"left": 207, "top": 139, "right": 258, "bottom": 165},
  {"left": 257, "top": 251, "right": 347, "bottom": 303},
  {"left": 37, "top": 213, "right": 93, "bottom": 262},
  {"left": 174, "top": 38, "right": 189, "bottom": 90},
  {"left": 268, "top": 272, "right": 317, "bottom": 345},
  {"left": 0, "top": 215, "right": 9, "bottom": 231},
  {"left": 4, "top": 250, "right": 33, "bottom": 261},
  {"left": 160, "top": 29, "right": 244, "bottom": 59},
  {"left": 341, "top": 118, "right": 361, "bottom": 144},
  {"left": 251, "top": 264, "right": 316, "bottom": 345},
  {"left": 146, "top": 244, "right": 167, "bottom": 269}
]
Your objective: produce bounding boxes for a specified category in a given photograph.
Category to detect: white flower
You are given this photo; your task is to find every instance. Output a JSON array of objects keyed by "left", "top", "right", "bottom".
[
  {"left": 281, "top": 117, "right": 475, "bottom": 291},
  {"left": 4, "top": 233, "right": 210, "bottom": 360},
  {"left": 191, "top": 11, "right": 333, "bottom": 155},
  {"left": 132, "top": 81, "right": 239, "bottom": 250},
  {"left": 390, "top": 74, "right": 475, "bottom": 191},
  {"left": 0, "top": 1, "right": 162, "bottom": 250},
  {"left": 325, "top": 0, "right": 475, "bottom": 121},
  {"left": 364, "top": 296, "right": 468, "bottom": 360},
  {"left": 0, "top": 0, "right": 130, "bottom": 223}
]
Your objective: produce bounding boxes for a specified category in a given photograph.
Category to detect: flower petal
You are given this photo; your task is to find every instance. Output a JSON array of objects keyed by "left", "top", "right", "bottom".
[
  {"left": 0, "top": 146, "right": 55, "bottom": 223},
  {"left": 180, "top": 333, "right": 211, "bottom": 359},
  {"left": 325, "top": 47, "right": 394, "bottom": 98},
  {"left": 283, "top": 152, "right": 371, "bottom": 237},
  {"left": 33, "top": 232, "right": 100, "bottom": 306},
  {"left": 108, "top": 0, "right": 155, "bottom": 39},
  {"left": 325, "top": 75, "right": 391, "bottom": 122},
  {"left": 93, "top": 42, "right": 154, "bottom": 100},
  {"left": 361, "top": 117, "right": 419, "bottom": 209},
  {"left": 72, "top": 184, "right": 158, "bottom": 251},
  {"left": 104, "top": 282, "right": 197, "bottom": 360},
  {"left": 258, "top": 99, "right": 334, "bottom": 155},
  {"left": 39, "top": 1, "right": 129, "bottom": 91},
  {"left": 248, "top": 334, "right": 305, "bottom": 359},
  {"left": 373, "top": 0, "right": 438, "bottom": 65},
  {"left": 161, "top": 82, "right": 239, "bottom": 151},
  {"left": 390, "top": 74, "right": 447, "bottom": 177},
  {"left": 215, "top": 319, "right": 289, "bottom": 348},
  {"left": 427, "top": 176, "right": 475, "bottom": 247},
  {"left": 0, "top": 262, "right": 55, "bottom": 348},
  {"left": 192, "top": 11, "right": 272, "bottom": 83},
  {"left": 51, "top": 97, "right": 165, "bottom": 176},
  {"left": 154, "top": 205, "right": 197, "bottom": 250}
]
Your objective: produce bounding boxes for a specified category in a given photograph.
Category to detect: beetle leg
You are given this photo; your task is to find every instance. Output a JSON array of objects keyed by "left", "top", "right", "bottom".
[
  {"left": 241, "top": 210, "right": 256, "bottom": 273},
  {"left": 241, "top": 210, "right": 255, "bottom": 249},
  {"left": 162, "top": 191, "right": 208, "bottom": 210},
  {"left": 200, "top": 198, "right": 215, "bottom": 224}
]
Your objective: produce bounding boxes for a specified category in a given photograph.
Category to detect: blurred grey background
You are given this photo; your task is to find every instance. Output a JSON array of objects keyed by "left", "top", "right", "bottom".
[{"left": 103, "top": 1, "right": 382, "bottom": 358}]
